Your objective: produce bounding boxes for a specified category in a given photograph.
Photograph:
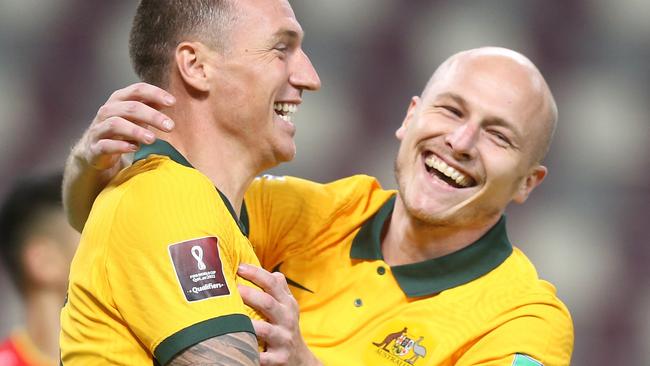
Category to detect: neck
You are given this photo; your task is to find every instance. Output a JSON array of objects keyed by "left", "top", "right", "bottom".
[
  {"left": 381, "top": 196, "right": 501, "bottom": 266},
  {"left": 23, "top": 289, "right": 63, "bottom": 361},
  {"left": 156, "top": 105, "right": 260, "bottom": 214}
]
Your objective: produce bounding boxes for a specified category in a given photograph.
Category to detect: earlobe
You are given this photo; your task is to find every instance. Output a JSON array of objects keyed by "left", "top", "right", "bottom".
[
  {"left": 175, "top": 42, "right": 211, "bottom": 92},
  {"left": 396, "top": 96, "right": 420, "bottom": 141},
  {"left": 513, "top": 165, "right": 547, "bottom": 204}
]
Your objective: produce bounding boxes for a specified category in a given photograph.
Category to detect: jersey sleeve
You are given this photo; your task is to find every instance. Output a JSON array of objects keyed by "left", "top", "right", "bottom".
[
  {"left": 455, "top": 301, "right": 574, "bottom": 366},
  {"left": 105, "top": 169, "right": 254, "bottom": 365},
  {"left": 245, "top": 175, "right": 382, "bottom": 270}
]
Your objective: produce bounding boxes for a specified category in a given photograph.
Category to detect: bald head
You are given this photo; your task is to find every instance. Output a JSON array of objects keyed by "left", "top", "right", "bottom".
[{"left": 424, "top": 47, "right": 557, "bottom": 164}]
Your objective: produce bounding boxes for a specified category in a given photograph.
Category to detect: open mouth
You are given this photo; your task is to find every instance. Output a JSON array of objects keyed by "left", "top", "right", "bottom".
[
  {"left": 424, "top": 153, "right": 476, "bottom": 188},
  {"left": 274, "top": 102, "right": 298, "bottom": 122}
]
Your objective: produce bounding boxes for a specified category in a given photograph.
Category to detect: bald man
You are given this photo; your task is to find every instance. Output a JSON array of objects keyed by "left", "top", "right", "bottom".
[{"left": 63, "top": 47, "right": 573, "bottom": 365}]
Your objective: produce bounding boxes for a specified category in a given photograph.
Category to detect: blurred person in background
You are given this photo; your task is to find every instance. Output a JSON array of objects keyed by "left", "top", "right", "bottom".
[
  {"left": 0, "top": 173, "right": 78, "bottom": 366},
  {"left": 63, "top": 47, "right": 573, "bottom": 365}
]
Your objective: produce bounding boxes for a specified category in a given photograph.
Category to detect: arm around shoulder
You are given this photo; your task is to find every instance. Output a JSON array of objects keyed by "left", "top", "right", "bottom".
[{"left": 62, "top": 140, "right": 129, "bottom": 232}]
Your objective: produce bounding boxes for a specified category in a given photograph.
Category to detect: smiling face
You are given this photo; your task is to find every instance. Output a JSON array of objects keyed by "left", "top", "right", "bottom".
[
  {"left": 205, "top": 0, "right": 321, "bottom": 170},
  {"left": 394, "top": 48, "right": 554, "bottom": 228}
]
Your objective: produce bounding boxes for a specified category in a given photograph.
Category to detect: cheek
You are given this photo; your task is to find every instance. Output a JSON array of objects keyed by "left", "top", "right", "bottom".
[{"left": 483, "top": 158, "right": 526, "bottom": 198}]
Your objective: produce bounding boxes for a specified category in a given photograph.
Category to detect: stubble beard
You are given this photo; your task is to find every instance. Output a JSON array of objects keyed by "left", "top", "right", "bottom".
[{"left": 393, "top": 158, "right": 499, "bottom": 230}]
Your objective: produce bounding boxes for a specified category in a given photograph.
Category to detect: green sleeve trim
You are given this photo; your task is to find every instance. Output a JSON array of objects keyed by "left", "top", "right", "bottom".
[{"left": 154, "top": 313, "right": 254, "bottom": 365}]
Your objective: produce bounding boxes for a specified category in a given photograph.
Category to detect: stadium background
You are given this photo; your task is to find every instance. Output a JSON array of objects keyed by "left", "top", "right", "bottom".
[{"left": 0, "top": 1, "right": 648, "bottom": 364}]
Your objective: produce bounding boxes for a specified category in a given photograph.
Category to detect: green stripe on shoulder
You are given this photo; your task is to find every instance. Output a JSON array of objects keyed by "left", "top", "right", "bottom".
[
  {"left": 154, "top": 313, "right": 254, "bottom": 365},
  {"left": 512, "top": 353, "right": 543, "bottom": 366}
]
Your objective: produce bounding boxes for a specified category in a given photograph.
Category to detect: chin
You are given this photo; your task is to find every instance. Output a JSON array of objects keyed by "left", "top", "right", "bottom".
[{"left": 273, "top": 143, "right": 297, "bottom": 164}]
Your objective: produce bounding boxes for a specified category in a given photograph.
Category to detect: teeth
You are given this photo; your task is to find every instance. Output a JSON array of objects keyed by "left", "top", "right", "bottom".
[
  {"left": 424, "top": 155, "right": 471, "bottom": 187},
  {"left": 274, "top": 102, "right": 298, "bottom": 117},
  {"left": 278, "top": 114, "right": 292, "bottom": 122}
]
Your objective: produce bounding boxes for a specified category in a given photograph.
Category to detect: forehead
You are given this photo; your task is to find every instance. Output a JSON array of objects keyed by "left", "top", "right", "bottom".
[
  {"left": 426, "top": 56, "right": 547, "bottom": 126},
  {"left": 234, "top": 0, "right": 303, "bottom": 37}
]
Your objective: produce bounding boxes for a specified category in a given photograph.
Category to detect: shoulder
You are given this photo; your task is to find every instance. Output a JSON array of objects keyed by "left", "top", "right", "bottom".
[
  {"left": 107, "top": 156, "right": 217, "bottom": 211},
  {"left": 492, "top": 248, "right": 574, "bottom": 341},
  {"left": 90, "top": 156, "right": 230, "bottom": 236},
  {"left": 118, "top": 155, "right": 214, "bottom": 197}
]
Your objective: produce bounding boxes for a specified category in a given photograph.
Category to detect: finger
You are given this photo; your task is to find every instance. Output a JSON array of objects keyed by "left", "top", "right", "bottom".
[
  {"left": 87, "top": 139, "right": 138, "bottom": 169},
  {"left": 259, "top": 349, "right": 290, "bottom": 366},
  {"left": 96, "top": 116, "right": 157, "bottom": 145},
  {"left": 251, "top": 319, "right": 273, "bottom": 343},
  {"left": 108, "top": 82, "right": 176, "bottom": 107},
  {"left": 238, "top": 264, "right": 293, "bottom": 302},
  {"left": 96, "top": 101, "right": 174, "bottom": 133},
  {"left": 238, "top": 284, "right": 285, "bottom": 323}
]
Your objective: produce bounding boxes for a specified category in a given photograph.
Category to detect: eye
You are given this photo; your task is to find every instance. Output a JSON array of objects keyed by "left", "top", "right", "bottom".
[
  {"left": 487, "top": 129, "right": 512, "bottom": 146},
  {"left": 442, "top": 106, "right": 463, "bottom": 118},
  {"left": 273, "top": 43, "right": 289, "bottom": 52}
]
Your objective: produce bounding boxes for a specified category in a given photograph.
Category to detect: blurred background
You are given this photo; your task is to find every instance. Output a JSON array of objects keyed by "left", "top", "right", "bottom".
[{"left": 0, "top": 0, "right": 648, "bottom": 364}]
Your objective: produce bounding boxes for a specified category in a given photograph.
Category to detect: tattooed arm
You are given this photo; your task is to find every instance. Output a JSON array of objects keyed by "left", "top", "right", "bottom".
[{"left": 169, "top": 332, "right": 259, "bottom": 366}]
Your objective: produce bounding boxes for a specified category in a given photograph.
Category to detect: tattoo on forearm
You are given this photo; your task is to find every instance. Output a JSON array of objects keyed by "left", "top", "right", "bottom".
[{"left": 168, "top": 331, "right": 259, "bottom": 365}]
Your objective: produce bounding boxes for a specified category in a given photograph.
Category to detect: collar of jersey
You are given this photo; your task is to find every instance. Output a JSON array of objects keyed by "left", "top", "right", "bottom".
[
  {"left": 350, "top": 195, "right": 513, "bottom": 297},
  {"left": 134, "top": 138, "right": 249, "bottom": 237}
]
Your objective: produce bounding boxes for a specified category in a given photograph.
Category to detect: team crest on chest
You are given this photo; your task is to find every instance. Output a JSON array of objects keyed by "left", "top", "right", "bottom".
[{"left": 368, "top": 325, "right": 430, "bottom": 365}]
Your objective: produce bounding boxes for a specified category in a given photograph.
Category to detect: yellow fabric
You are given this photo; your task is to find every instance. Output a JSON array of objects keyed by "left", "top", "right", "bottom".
[
  {"left": 245, "top": 174, "right": 573, "bottom": 366},
  {"left": 60, "top": 155, "right": 260, "bottom": 365}
]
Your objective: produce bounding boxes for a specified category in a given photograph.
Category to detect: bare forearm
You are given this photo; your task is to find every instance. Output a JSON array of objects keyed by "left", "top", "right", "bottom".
[
  {"left": 62, "top": 83, "right": 177, "bottom": 232},
  {"left": 62, "top": 144, "right": 127, "bottom": 232},
  {"left": 169, "top": 332, "right": 259, "bottom": 366}
]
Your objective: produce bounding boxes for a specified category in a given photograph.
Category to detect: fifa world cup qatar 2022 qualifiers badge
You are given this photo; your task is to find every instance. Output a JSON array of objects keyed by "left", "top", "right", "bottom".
[{"left": 168, "top": 237, "right": 230, "bottom": 302}]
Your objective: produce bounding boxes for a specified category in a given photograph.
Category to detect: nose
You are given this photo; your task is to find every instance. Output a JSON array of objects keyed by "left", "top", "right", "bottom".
[
  {"left": 289, "top": 49, "right": 321, "bottom": 92},
  {"left": 444, "top": 122, "right": 479, "bottom": 160}
]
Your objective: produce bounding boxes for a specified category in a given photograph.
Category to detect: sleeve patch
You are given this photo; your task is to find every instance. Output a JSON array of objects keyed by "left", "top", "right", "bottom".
[
  {"left": 512, "top": 354, "right": 543, "bottom": 366},
  {"left": 168, "top": 237, "right": 230, "bottom": 302}
]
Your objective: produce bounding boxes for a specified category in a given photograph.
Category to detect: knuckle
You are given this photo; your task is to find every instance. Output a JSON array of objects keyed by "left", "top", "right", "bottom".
[
  {"left": 261, "top": 297, "right": 275, "bottom": 313},
  {"left": 131, "top": 84, "right": 143, "bottom": 96},
  {"left": 109, "top": 89, "right": 120, "bottom": 100},
  {"left": 259, "top": 324, "right": 271, "bottom": 339},
  {"left": 125, "top": 101, "right": 138, "bottom": 114},
  {"left": 94, "top": 140, "right": 107, "bottom": 154},
  {"left": 272, "top": 272, "right": 286, "bottom": 285},
  {"left": 103, "top": 117, "right": 118, "bottom": 131},
  {"left": 96, "top": 105, "right": 109, "bottom": 121},
  {"left": 132, "top": 125, "right": 146, "bottom": 139}
]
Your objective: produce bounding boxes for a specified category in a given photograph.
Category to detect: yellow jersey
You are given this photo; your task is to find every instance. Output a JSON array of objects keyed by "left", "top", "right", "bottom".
[
  {"left": 245, "top": 174, "right": 573, "bottom": 366},
  {"left": 60, "top": 139, "right": 259, "bottom": 365}
]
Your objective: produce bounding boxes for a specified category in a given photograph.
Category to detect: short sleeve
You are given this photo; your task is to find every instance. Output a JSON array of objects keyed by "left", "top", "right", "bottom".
[{"left": 105, "top": 169, "right": 254, "bottom": 365}]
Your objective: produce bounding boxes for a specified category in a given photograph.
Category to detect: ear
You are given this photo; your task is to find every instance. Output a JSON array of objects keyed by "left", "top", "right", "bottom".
[
  {"left": 513, "top": 165, "right": 547, "bottom": 204},
  {"left": 174, "top": 42, "right": 215, "bottom": 92},
  {"left": 396, "top": 96, "right": 420, "bottom": 141}
]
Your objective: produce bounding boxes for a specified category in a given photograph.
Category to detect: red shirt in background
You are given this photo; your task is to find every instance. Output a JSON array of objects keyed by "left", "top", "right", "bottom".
[{"left": 0, "top": 330, "right": 53, "bottom": 366}]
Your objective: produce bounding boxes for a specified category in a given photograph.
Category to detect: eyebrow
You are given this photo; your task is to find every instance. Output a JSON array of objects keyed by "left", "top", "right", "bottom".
[{"left": 273, "top": 28, "right": 303, "bottom": 42}]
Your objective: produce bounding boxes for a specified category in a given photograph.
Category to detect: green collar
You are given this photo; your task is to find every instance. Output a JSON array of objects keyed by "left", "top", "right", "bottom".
[
  {"left": 134, "top": 139, "right": 249, "bottom": 237},
  {"left": 350, "top": 195, "right": 513, "bottom": 297}
]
